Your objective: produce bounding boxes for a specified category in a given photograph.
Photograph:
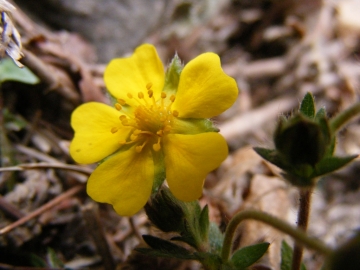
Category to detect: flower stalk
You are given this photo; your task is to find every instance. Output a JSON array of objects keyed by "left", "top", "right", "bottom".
[
  {"left": 220, "top": 209, "right": 333, "bottom": 263},
  {"left": 291, "top": 187, "right": 314, "bottom": 270},
  {"left": 330, "top": 101, "right": 360, "bottom": 133}
]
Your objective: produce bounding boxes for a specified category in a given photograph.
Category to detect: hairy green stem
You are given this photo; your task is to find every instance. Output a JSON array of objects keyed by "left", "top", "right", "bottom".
[
  {"left": 330, "top": 101, "right": 360, "bottom": 133},
  {"left": 291, "top": 187, "right": 313, "bottom": 270},
  {"left": 220, "top": 209, "right": 333, "bottom": 262}
]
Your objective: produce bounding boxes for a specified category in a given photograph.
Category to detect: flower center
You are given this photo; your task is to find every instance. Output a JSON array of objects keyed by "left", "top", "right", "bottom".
[{"left": 111, "top": 83, "right": 178, "bottom": 153}]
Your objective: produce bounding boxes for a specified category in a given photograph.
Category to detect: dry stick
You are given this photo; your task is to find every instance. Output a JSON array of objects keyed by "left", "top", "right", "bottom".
[
  {"left": 0, "top": 184, "right": 84, "bottom": 235},
  {"left": 0, "top": 195, "right": 25, "bottom": 219},
  {"left": 291, "top": 187, "right": 314, "bottom": 270},
  {"left": 20, "top": 48, "right": 80, "bottom": 104},
  {"left": 0, "top": 162, "right": 92, "bottom": 175},
  {"left": 82, "top": 203, "right": 116, "bottom": 270},
  {"left": 129, "top": 216, "right": 143, "bottom": 241}
]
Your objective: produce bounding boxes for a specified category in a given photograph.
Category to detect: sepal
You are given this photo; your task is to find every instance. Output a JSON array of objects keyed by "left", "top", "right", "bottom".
[{"left": 163, "top": 53, "right": 183, "bottom": 95}]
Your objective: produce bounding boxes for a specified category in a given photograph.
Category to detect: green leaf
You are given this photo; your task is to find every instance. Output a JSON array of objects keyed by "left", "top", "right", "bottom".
[
  {"left": 29, "top": 253, "right": 47, "bottom": 267},
  {"left": 253, "top": 147, "right": 289, "bottom": 171},
  {"left": 315, "top": 107, "right": 326, "bottom": 120},
  {"left": 281, "top": 240, "right": 293, "bottom": 270},
  {"left": 281, "top": 241, "right": 307, "bottom": 270},
  {"left": 208, "top": 222, "right": 224, "bottom": 254},
  {"left": 314, "top": 155, "right": 357, "bottom": 177},
  {"left": 3, "top": 108, "right": 27, "bottom": 132},
  {"left": 140, "top": 235, "right": 195, "bottom": 260},
  {"left": 299, "top": 92, "right": 315, "bottom": 118},
  {"left": 324, "top": 137, "right": 336, "bottom": 157},
  {"left": 46, "top": 248, "right": 64, "bottom": 268},
  {"left": 0, "top": 58, "right": 39, "bottom": 84},
  {"left": 199, "top": 205, "right": 209, "bottom": 242},
  {"left": 194, "top": 252, "right": 222, "bottom": 270},
  {"left": 230, "top": 242, "right": 270, "bottom": 269}
]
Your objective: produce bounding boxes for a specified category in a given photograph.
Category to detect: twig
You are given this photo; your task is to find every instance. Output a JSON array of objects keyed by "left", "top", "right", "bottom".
[
  {"left": 129, "top": 216, "right": 143, "bottom": 241},
  {"left": 0, "top": 162, "right": 92, "bottom": 175},
  {"left": 82, "top": 202, "right": 116, "bottom": 270},
  {"left": 0, "top": 185, "right": 84, "bottom": 235},
  {"left": 0, "top": 195, "right": 25, "bottom": 219},
  {"left": 19, "top": 48, "right": 80, "bottom": 104}
]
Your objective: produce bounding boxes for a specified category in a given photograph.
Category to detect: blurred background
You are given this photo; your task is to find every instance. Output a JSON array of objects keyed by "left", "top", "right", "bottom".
[{"left": 1, "top": 0, "right": 360, "bottom": 269}]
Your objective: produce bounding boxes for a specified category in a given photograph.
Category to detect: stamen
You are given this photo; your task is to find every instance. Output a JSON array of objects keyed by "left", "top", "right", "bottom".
[
  {"left": 153, "top": 137, "right": 161, "bottom": 151},
  {"left": 119, "top": 115, "right": 127, "bottom": 121},
  {"left": 111, "top": 127, "right": 118, "bottom": 133},
  {"left": 170, "top": 95, "right": 175, "bottom": 102},
  {"left": 130, "top": 133, "right": 138, "bottom": 141},
  {"left": 135, "top": 141, "right": 147, "bottom": 153},
  {"left": 127, "top": 93, "right": 133, "bottom": 99},
  {"left": 138, "top": 92, "right": 144, "bottom": 99},
  {"left": 115, "top": 103, "right": 122, "bottom": 110},
  {"left": 146, "top": 82, "right": 153, "bottom": 90},
  {"left": 164, "top": 125, "right": 172, "bottom": 132},
  {"left": 148, "top": 90, "right": 153, "bottom": 98},
  {"left": 156, "top": 130, "right": 163, "bottom": 136},
  {"left": 161, "top": 92, "right": 167, "bottom": 99},
  {"left": 172, "top": 110, "right": 179, "bottom": 117},
  {"left": 117, "top": 98, "right": 126, "bottom": 105}
]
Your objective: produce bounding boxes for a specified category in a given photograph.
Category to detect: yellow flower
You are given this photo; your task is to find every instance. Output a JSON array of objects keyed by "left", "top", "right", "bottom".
[{"left": 70, "top": 44, "right": 238, "bottom": 216}]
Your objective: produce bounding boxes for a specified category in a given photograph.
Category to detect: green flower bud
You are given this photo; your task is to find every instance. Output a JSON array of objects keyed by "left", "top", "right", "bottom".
[
  {"left": 145, "top": 188, "right": 186, "bottom": 233},
  {"left": 274, "top": 114, "right": 330, "bottom": 167}
]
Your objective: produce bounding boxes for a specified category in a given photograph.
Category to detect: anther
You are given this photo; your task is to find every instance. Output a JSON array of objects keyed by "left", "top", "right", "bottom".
[
  {"left": 111, "top": 127, "right": 118, "bottom": 133},
  {"left": 135, "top": 141, "right": 147, "bottom": 153},
  {"left": 146, "top": 82, "right": 153, "bottom": 90},
  {"left": 148, "top": 90, "right": 153, "bottom": 98},
  {"left": 172, "top": 110, "right": 179, "bottom": 117},
  {"left": 153, "top": 137, "right": 161, "bottom": 151},
  {"left": 130, "top": 133, "right": 138, "bottom": 141},
  {"left": 161, "top": 92, "right": 167, "bottom": 99},
  {"left": 117, "top": 98, "right": 126, "bottom": 105},
  {"left": 127, "top": 93, "right": 133, "bottom": 99},
  {"left": 138, "top": 92, "right": 144, "bottom": 99},
  {"left": 115, "top": 103, "right": 122, "bottom": 110},
  {"left": 170, "top": 95, "right": 175, "bottom": 102},
  {"left": 156, "top": 130, "right": 163, "bottom": 136},
  {"left": 164, "top": 125, "right": 172, "bottom": 132}
]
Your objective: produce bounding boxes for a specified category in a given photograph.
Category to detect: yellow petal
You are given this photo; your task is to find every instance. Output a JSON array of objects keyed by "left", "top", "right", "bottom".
[
  {"left": 104, "top": 44, "right": 165, "bottom": 106},
  {"left": 70, "top": 102, "right": 131, "bottom": 164},
  {"left": 163, "top": 133, "right": 228, "bottom": 201},
  {"left": 173, "top": 53, "right": 238, "bottom": 118},
  {"left": 87, "top": 146, "right": 154, "bottom": 216}
]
